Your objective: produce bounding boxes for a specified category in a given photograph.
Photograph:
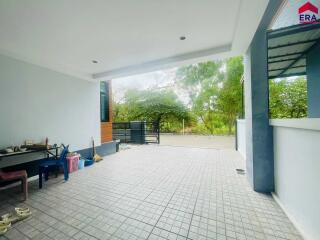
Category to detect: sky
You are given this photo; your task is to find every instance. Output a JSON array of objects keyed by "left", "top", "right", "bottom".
[{"left": 112, "top": 67, "right": 190, "bottom": 105}]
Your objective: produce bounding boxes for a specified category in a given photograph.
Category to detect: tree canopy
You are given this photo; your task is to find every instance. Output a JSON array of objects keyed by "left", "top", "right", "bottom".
[
  {"left": 176, "top": 57, "right": 243, "bottom": 134},
  {"left": 269, "top": 77, "right": 307, "bottom": 118},
  {"left": 113, "top": 89, "right": 190, "bottom": 126}
]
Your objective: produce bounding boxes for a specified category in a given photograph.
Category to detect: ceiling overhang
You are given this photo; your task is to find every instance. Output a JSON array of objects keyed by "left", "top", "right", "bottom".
[
  {"left": 0, "top": 0, "right": 270, "bottom": 81},
  {"left": 93, "top": 44, "right": 232, "bottom": 79}
]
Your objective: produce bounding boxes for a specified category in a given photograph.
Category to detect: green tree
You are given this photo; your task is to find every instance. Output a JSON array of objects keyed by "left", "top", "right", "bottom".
[
  {"left": 113, "top": 89, "right": 191, "bottom": 132},
  {"left": 217, "top": 56, "right": 243, "bottom": 134},
  {"left": 176, "top": 61, "right": 224, "bottom": 134},
  {"left": 269, "top": 77, "right": 307, "bottom": 118},
  {"left": 176, "top": 57, "right": 243, "bottom": 134}
]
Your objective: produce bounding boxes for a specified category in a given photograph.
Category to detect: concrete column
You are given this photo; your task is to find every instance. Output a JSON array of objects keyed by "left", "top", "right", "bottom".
[
  {"left": 306, "top": 42, "right": 320, "bottom": 118},
  {"left": 244, "top": 0, "right": 283, "bottom": 192}
]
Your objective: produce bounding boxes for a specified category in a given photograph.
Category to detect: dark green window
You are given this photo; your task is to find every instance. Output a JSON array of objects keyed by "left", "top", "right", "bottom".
[{"left": 100, "top": 81, "right": 109, "bottom": 122}]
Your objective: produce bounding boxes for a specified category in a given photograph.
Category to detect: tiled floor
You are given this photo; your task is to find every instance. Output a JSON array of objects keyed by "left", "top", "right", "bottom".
[{"left": 0, "top": 145, "right": 302, "bottom": 240}]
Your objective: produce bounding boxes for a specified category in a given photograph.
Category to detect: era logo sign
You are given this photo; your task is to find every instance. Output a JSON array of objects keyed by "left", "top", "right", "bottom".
[{"left": 299, "top": 2, "right": 319, "bottom": 24}]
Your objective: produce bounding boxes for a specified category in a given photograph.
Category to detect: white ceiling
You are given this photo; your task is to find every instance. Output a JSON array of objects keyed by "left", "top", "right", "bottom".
[{"left": 0, "top": 0, "right": 269, "bottom": 80}]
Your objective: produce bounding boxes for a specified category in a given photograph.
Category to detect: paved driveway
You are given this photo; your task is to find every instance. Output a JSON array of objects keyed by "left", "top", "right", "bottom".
[
  {"left": 0, "top": 145, "right": 301, "bottom": 240},
  {"left": 160, "top": 134, "right": 235, "bottom": 149}
]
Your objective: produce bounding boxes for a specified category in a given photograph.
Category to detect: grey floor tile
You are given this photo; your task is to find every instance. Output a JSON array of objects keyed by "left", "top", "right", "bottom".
[
  {"left": 145, "top": 191, "right": 173, "bottom": 207},
  {"left": 156, "top": 208, "right": 192, "bottom": 237},
  {"left": 73, "top": 231, "right": 98, "bottom": 240},
  {"left": 131, "top": 202, "right": 165, "bottom": 226},
  {"left": 0, "top": 145, "right": 303, "bottom": 240},
  {"left": 149, "top": 227, "right": 187, "bottom": 240},
  {"left": 112, "top": 218, "right": 153, "bottom": 240}
]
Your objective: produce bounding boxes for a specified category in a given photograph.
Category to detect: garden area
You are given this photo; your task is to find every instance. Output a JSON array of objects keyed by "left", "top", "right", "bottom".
[{"left": 113, "top": 57, "right": 307, "bottom": 135}]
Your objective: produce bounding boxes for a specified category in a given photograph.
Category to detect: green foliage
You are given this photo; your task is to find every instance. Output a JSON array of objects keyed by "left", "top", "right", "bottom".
[
  {"left": 269, "top": 77, "right": 307, "bottom": 118},
  {"left": 217, "top": 56, "right": 244, "bottom": 134},
  {"left": 113, "top": 89, "right": 191, "bottom": 131},
  {"left": 176, "top": 61, "right": 225, "bottom": 134},
  {"left": 113, "top": 57, "right": 307, "bottom": 135},
  {"left": 177, "top": 57, "right": 243, "bottom": 134}
]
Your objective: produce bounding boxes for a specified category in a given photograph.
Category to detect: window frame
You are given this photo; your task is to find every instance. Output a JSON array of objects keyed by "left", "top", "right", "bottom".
[{"left": 100, "top": 81, "right": 110, "bottom": 122}]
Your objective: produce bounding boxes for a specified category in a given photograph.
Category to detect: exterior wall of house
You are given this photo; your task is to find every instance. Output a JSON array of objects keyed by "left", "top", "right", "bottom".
[
  {"left": 101, "top": 80, "right": 113, "bottom": 143},
  {"left": 306, "top": 41, "right": 320, "bottom": 118},
  {"left": 271, "top": 119, "right": 320, "bottom": 240},
  {"left": 237, "top": 117, "right": 320, "bottom": 240},
  {"left": 236, "top": 119, "right": 246, "bottom": 159},
  {"left": 268, "top": 36, "right": 320, "bottom": 240},
  {"left": 0, "top": 54, "right": 101, "bottom": 152}
]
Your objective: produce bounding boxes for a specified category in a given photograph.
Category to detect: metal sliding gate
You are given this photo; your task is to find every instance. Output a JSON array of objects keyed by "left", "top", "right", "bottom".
[{"left": 112, "top": 121, "right": 160, "bottom": 144}]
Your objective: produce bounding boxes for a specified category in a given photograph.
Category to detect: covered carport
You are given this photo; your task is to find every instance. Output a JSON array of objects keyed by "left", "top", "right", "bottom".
[
  {"left": 0, "top": 0, "right": 276, "bottom": 193},
  {"left": 0, "top": 0, "right": 271, "bottom": 162},
  {"left": 1, "top": 0, "right": 318, "bottom": 239}
]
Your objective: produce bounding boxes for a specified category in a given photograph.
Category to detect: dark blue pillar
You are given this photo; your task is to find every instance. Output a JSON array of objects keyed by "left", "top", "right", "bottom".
[
  {"left": 306, "top": 42, "right": 320, "bottom": 118},
  {"left": 244, "top": 0, "right": 283, "bottom": 192}
]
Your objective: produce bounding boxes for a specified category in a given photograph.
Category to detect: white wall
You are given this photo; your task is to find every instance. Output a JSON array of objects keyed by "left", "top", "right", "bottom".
[
  {"left": 0, "top": 54, "right": 101, "bottom": 151},
  {"left": 236, "top": 119, "right": 246, "bottom": 159},
  {"left": 271, "top": 119, "right": 320, "bottom": 240}
]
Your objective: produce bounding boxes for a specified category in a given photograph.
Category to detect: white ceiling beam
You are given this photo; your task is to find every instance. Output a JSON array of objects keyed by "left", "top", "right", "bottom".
[{"left": 93, "top": 44, "right": 232, "bottom": 80}]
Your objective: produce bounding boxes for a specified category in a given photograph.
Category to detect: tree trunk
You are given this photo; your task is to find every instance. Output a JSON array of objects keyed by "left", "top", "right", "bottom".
[
  {"left": 200, "top": 115, "right": 214, "bottom": 134},
  {"left": 228, "top": 124, "right": 232, "bottom": 135},
  {"left": 228, "top": 116, "right": 234, "bottom": 135}
]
